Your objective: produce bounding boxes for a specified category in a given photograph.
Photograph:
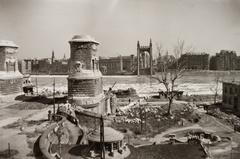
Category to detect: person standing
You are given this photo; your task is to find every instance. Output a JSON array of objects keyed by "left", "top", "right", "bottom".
[{"left": 65, "top": 100, "right": 71, "bottom": 112}]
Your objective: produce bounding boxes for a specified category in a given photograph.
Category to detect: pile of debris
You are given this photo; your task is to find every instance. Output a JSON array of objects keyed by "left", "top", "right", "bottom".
[{"left": 208, "top": 108, "right": 240, "bottom": 125}]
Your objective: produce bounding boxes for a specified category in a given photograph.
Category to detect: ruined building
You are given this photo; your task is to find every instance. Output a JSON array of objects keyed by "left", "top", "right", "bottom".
[
  {"left": 222, "top": 81, "right": 240, "bottom": 111},
  {"left": 179, "top": 52, "right": 209, "bottom": 70},
  {"left": 99, "top": 55, "right": 136, "bottom": 75},
  {"left": 216, "top": 50, "right": 237, "bottom": 71}
]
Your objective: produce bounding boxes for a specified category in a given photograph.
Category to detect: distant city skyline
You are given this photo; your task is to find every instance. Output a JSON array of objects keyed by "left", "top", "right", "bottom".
[{"left": 0, "top": 0, "right": 240, "bottom": 59}]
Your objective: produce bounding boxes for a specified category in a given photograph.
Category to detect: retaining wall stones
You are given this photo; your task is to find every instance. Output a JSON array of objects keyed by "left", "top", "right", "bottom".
[{"left": 39, "top": 115, "right": 67, "bottom": 159}]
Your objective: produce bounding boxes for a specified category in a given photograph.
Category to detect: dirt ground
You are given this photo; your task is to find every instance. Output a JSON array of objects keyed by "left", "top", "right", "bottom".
[
  {"left": 0, "top": 98, "right": 55, "bottom": 159},
  {"left": 0, "top": 95, "right": 240, "bottom": 159}
]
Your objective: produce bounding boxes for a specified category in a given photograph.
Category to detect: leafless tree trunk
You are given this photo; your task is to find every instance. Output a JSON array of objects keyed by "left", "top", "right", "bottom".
[
  {"left": 150, "top": 40, "right": 192, "bottom": 116},
  {"left": 210, "top": 72, "right": 224, "bottom": 104}
]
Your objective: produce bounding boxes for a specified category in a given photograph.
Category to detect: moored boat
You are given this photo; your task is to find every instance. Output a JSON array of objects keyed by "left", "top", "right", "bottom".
[{"left": 22, "top": 74, "right": 35, "bottom": 95}]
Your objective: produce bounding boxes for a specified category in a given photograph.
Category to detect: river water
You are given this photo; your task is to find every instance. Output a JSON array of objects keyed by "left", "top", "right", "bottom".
[{"left": 30, "top": 72, "right": 240, "bottom": 97}]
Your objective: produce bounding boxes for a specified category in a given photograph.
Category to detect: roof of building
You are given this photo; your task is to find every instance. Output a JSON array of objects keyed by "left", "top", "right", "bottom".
[
  {"left": 219, "top": 50, "right": 236, "bottom": 54},
  {"left": 87, "top": 127, "right": 124, "bottom": 142},
  {"left": 183, "top": 52, "right": 209, "bottom": 56},
  {"left": 69, "top": 35, "right": 99, "bottom": 44},
  {"left": 223, "top": 81, "right": 240, "bottom": 85},
  {"left": 0, "top": 40, "right": 19, "bottom": 48}
]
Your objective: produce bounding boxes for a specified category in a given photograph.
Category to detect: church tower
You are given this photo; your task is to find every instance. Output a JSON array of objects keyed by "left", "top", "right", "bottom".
[{"left": 51, "top": 50, "right": 55, "bottom": 64}]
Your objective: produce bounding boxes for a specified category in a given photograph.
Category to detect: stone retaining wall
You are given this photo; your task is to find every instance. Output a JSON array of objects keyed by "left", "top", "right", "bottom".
[
  {"left": 57, "top": 111, "right": 79, "bottom": 125},
  {"left": 0, "top": 78, "right": 22, "bottom": 96},
  {"left": 68, "top": 78, "right": 102, "bottom": 97},
  {"left": 39, "top": 115, "right": 67, "bottom": 159},
  {"left": 39, "top": 111, "right": 83, "bottom": 159},
  {"left": 200, "top": 142, "right": 213, "bottom": 159}
]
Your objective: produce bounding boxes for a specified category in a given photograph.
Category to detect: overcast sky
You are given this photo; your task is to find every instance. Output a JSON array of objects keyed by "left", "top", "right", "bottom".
[{"left": 0, "top": 0, "right": 240, "bottom": 59}]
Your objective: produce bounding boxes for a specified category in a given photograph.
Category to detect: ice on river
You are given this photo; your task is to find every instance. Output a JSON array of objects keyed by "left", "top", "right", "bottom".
[
  {"left": 31, "top": 75, "right": 224, "bottom": 97},
  {"left": 35, "top": 81, "right": 220, "bottom": 97}
]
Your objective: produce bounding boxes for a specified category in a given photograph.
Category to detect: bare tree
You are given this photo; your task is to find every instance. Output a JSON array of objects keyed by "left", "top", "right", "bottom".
[
  {"left": 156, "top": 42, "right": 164, "bottom": 57},
  {"left": 150, "top": 40, "right": 191, "bottom": 116},
  {"left": 210, "top": 72, "right": 225, "bottom": 104}
]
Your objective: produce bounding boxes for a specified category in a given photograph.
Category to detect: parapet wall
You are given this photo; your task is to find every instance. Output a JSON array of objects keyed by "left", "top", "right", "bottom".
[
  {"left": 0, "top": 78, "right": 22, "bottom": 96},
  {"left": 68, "top": 78, "right": 103, "bottom": 97},
  {"left": 39, "top": 112, "right": 81, "bottom": 159},
  {"left": 39, "top": 115, "right": 67, "bottom": 159}
]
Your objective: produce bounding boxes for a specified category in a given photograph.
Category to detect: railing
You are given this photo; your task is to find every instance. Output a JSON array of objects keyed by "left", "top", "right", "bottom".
[{"left": 56, "top": 110, "right": 79, "bottom": 126}]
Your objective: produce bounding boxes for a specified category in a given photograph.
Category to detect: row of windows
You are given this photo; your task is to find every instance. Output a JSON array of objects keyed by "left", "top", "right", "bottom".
[
  {"left": 100, "top": 63, "right": 119, "bottom": 67},
  {"left": 223, "top": 96, "right": 232, "bottom": 104},
  {"left": 224, "top": 86, "right": 238, "bottom": 94}
]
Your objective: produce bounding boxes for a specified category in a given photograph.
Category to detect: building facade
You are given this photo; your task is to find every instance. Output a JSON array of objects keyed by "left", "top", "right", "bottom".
[
  {"left": 99, "top": 55, "right": 136, "bottom": 75},
  {"left": 22, "top": 52, "right": 69, "bottom": 75},
  {"left": 236, "top": 56, "right": 240, "bottom": 70},
  {"left": 216, "top": 50, "right": 237, "bottom": 71},
  {"left": 18, "top": 59, "right": 32, "bottom": 75},
  {"left": 50, "top": 52, "right": 69, "bottom": 75},
  {"left": 33, "top": 58, "right": 51, "bottom": 74},
  {"left": 122, "top": 55, "right": 136, "bottom": 73},
  {"left": 222, "top": 81, "right": 240, "bottom": 111},
  {"left": 99, "top": 56, "right": 123, "bottom": 75},
  {"left": 209, "top": 56, "right": 217, "bottom": 70},
  {"left": 179, "top": 52, "right": 209, "bottom": 70}
]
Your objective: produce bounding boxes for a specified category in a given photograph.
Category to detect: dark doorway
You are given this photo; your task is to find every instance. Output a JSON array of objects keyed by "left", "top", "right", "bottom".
[{"left": 234, "top": 96, "right": 238, "bottom": 110}]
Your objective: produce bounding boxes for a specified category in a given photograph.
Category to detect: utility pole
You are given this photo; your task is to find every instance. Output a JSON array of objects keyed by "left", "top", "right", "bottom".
[
  {"left": 36, "top": 77, "right": 38, "bottom": 95},
  {"left": 53, "top": 78, "right": 55, "bottom": 119},
  {"left": 100, "top": 115, "right": 105, "bottom": 159},
  {"left": 8, "top": 143, "right": 10, "bottom": 159},
  {"left": 145, "top": 104, "right": 147, "bottom": 140}
]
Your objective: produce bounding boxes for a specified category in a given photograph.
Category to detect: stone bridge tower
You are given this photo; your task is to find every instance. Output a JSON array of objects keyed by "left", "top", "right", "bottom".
[
  {"left": 68, "top": 35, "right": 105, "bottom": 114},
  {"left": 0, "top": 40, "right": 23, "bottom": 100},
  {"left": 137, "top": 39, "right": 153, "bottom": 75}
]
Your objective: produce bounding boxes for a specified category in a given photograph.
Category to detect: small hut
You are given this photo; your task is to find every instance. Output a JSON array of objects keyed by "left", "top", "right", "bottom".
[{"left": 87, "top": 127, "right": 129, "bottom": 157}]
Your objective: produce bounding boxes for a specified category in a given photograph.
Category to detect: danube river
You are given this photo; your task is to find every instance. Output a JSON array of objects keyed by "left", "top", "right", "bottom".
[{"left": 30, "top": 72, "right": 240, "bottom": 97}]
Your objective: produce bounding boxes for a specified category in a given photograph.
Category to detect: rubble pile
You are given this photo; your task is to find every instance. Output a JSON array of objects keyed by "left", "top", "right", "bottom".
[{"left": 208, "top": 108, "right": 240, "bottom": 125}]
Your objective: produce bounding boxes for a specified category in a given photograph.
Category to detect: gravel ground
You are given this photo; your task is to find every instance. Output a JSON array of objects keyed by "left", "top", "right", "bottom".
[{"left": 0, "top": 98, "right": 54, "bottom": 159}]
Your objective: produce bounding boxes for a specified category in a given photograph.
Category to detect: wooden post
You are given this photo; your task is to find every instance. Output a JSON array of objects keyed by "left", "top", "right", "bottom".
[
  {"left": 36, "top": 77, "right": 38, "bottom": 95},
  {"left": 8, "top": 143, "right": 10, "bottom": 159},
  {"left": 53, "top": 79, "right": 55, "bottom": 118},
  {"left": 100, "top": 115, "right": 105, "bottom": 159}
]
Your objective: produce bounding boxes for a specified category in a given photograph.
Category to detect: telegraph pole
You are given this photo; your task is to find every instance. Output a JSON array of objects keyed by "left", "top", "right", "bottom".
[
  {"left": 53, "top": 78, "right": 55, "bottom": 118},
  {"left": 36, "top": 77, "right": 38, "bottom": 95},
  {"left": 100, "top": 115, "right": 105, "bottom": 159}
]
